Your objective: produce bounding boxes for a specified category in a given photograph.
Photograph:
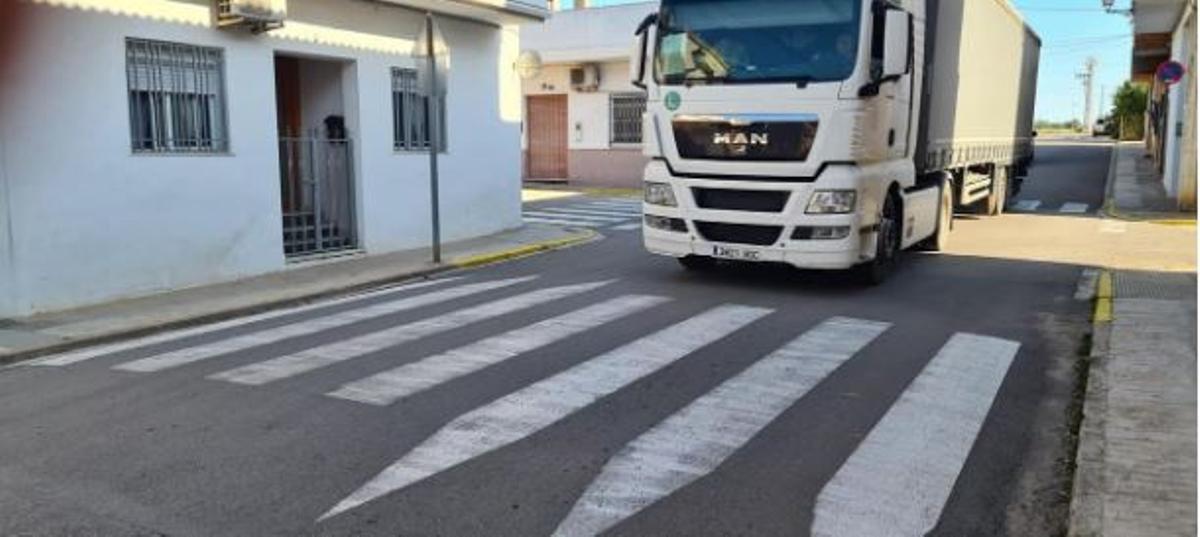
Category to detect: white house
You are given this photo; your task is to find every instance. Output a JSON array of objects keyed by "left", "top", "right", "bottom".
[
  {"left": 1132, "top": 0, "right": 1196, "bottom": 210},
  {"left": 0, "top": 0, "right": 548, "bottom": 318},
  {"left": 519, "top": 1, "right": 656, "bottom": 187}
]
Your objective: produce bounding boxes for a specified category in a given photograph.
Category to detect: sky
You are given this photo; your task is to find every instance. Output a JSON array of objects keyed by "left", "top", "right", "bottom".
[{"left": 557, "top": 0, "right": 1135, "bottom": 123}]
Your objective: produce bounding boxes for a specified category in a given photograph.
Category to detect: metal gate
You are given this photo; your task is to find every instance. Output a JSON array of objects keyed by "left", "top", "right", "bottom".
[{"left": 279, "top": 136, "right": 357, "bottom": 257}]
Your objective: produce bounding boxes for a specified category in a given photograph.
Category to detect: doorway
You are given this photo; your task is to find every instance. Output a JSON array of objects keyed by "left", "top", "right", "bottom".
[
  {"left": 274, "top": 54, "right": 358, "bottom": 258},
  {"left": 526, "top": 94, "right": 568, "bottom": 180}
]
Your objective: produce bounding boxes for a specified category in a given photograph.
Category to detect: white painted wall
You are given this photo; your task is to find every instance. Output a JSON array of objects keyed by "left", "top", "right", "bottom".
[{"left": 0, "top": 0, "right": 524, "bottom": 317}]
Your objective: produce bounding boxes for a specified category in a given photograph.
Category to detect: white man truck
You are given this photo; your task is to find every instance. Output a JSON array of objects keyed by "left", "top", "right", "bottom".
[{"left": 630, "top": 0, "right": 1040, "bottom": 283}]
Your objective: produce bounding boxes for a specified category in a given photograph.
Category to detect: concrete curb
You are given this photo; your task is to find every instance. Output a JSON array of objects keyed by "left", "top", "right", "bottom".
[
  {"left": 1068, "top": 269, "right": 1111, "bottom": 537},
  {"left": 452, "top": 229, "right": 600, "bottom": 269},
  {"left": 0, "top": 228, "right": 598, "bottom": 368}
]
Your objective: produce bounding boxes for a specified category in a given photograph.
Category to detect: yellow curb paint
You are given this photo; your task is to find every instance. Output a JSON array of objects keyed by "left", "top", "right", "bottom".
[
  {"left": 451, "top": 231, "right": 598, "bottom": 269},
  {"left": 1102, "top": 200, "right": 1197, "bottom": 227},
  {"left": 1094, "top": 271, "right": 1113, "bottom": 323}
]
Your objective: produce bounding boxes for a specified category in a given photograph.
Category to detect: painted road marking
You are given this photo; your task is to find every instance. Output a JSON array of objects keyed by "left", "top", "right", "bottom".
[
  {"left": 553, "top": 317, "right": 891, "bottom": 537},
  {"left": 810, "top": 333, "right": 1020, "bottom": 537},
  {"left": 327, "top": 295, "right": 669, "bottom": 406},
  {"left": 582, "top": 200, "right": 641, "bottom": 209},
  {"left": 111, "top": 277, "right": 533, "bottom": 373},
  {"left": 523, "top": 211, "right": 627, "bottom": 223},
  {"left": 535, "top": 207, "right": 641, "bottom": 218},
  {"left": 1075, "top": 268, "right": 1101, "bottom": 301},
  {"left": 31, "top": 278, "right": 465, "bottom": 367},
  {"left": 319, "top": 304, "right": 772, "bottom": 521},
  {"left": 609, "top": 223, "right": 643, "bottom": 231},
  {"left": 522, "top": 217, "right": 605, "bottom": 228},
  {"left": 1100, "top": 220, "right": 1127, "bottom": 233},
  {"left": 1012, "top": 199, "right": 1041, "bottom": 211},
  {"left": 209, "top": 281, "right": 614, "bottom": 385},
  {"left": 1059, "top": 202, "right": 1089, "bottom": 214}
]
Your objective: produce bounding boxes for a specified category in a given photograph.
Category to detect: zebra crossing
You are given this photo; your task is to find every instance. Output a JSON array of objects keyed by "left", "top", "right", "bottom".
[
  {"left": 30, "top": 274, "right": 1022, "bottom": 535},
  {"left": 523, "top": 197, "right": 643, "bottom": 231},
  {"left": 1010, "top": 199, "right": 1092, "bottom": 213}
]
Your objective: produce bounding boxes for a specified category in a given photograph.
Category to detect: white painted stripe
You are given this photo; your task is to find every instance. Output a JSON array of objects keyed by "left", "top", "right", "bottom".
[
  {"left": 112, "top": 277, "right": 534, "bottom": 373},
  {"left": 810, "top": 333, "right": 1020, "bottom": 537},
  {"left": 535, "top": 207, "right": 641, "bottom": 218},
  {"left": 582, "top": 201, "right": 641, "bottom": 209},
  {"left": 210, "top": 280, "right": 614, "bottom": 385},
  {"left": 32, "top": 277, "right": 465, "bottom": 367},
  {"left": 609, "top": 223, "right": 643, "bottom": 231},
  {"left": 522, "top": 217, "right": 601, "bottom": 227},
  {"left": 319, "top": 304, "right": 772, "bottom": 521},
  {"left": 553, "top": 317, "right": 890, "bottom": 537},
  {"left": 1075, "top": 268, "right": 1100, "bottom": 301},
  {"left": 523, "top": 211, "right": 627, "bottom": 223},
  {"left": 1013, "top": 199, "right": 1041, "bottom": 211},
  {"left": 1100, "top": 220, "right": 1127, "bottom": 233},
  {"left": 328, "top": 295, "right": 669, "bottom": 406},
  {"left": 1059, "top": 202, "right": 1089, "bottom": 214}
]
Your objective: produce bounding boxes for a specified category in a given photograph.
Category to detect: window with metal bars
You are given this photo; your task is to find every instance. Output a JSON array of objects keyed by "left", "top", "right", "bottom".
[
  {"left": 610, "top": 92, "right": 647, "bottom": 145},
  {"left": 391, "top": 67, "right": 447, "bottom": 152},
  {"left": 125, "top": 38, "right": 228, "bottom": 153}
]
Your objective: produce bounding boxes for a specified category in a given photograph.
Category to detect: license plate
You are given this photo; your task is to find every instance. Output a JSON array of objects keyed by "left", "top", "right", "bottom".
[{"left": 711, "top": 245, "right": 763, "bottom": 261}]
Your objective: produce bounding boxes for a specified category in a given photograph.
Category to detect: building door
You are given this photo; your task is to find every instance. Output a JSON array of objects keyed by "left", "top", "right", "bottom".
[
  {"left": 274, "top": 55, "right": 358, "bottom": 258},
  {"left": 526, "top": 94, "right": 568, "bottom": 180}
]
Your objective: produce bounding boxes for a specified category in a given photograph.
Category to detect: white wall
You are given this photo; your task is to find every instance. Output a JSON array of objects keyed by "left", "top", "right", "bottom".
[
  {"left": 0, "top": 129, "right": 13, "bottom": 316},
  {"left": 0, "top": 0, "right": 522, "bottom": 317}
]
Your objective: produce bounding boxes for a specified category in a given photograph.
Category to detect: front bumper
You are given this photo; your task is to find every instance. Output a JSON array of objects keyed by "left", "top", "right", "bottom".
[{"left": 640, "top": 161, "right": 872, "bottom": 270}]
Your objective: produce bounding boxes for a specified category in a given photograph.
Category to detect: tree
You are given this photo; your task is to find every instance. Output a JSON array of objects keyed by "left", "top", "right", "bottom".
[{"left": 1110, "top": 81, "right": 1149, "bottom": 140}]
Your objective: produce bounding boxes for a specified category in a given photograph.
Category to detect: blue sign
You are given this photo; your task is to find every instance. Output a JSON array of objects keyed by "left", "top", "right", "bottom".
[{"left": 1157, "top": 60, "right": 1186, "bottom": 85}]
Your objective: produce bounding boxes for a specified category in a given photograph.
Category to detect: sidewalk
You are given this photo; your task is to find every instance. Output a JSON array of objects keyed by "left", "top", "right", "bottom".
[
  {"left": 1070, "top": 143, "right": 1197, "bottom": 536},
  {"left": 0, "top": 224, "right": 594, "bottom": 365}
]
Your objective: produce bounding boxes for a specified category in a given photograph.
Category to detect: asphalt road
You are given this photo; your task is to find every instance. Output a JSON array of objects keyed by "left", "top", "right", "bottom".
[{"left": 0, "top": 141, "right": 1105, "bottom": 537}]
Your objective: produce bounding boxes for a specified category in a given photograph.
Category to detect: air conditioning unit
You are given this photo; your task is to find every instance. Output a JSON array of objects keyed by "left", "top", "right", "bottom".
[
  {"left": 570, "top": 64, "right": 601, "bottom": 92},
  {"left": 216, "top": 0, "right": 286, "bottom": 33}
]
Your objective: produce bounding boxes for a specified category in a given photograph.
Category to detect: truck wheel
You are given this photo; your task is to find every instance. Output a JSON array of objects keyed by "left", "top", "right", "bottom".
[
  {"left": 678, "top": 255, "right": 716, "bottom": 271},
  {"left": 858, "top": 193, "right": 901, "bottom": 285},
  {"left": 920, "top": 179, "right": 954, "bottom": 252},
  {"left": 986, "top": 167, "right": 1008, "bottom": 215}
]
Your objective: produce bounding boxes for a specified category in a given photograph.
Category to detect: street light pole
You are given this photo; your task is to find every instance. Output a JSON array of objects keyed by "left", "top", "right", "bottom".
[{"left": 425, "top": 12, "right": 442, "bottom": 264}]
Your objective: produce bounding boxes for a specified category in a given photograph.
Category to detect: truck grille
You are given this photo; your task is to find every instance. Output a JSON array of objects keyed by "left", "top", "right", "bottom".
[
  {"left": 692, "top": 188, "right": 789, "bottom": 212},
  {"left": 673, "top": 117, "right": 818, "bottom": 161},
  {"left": 695, "top": 222, "right": 783, "bottom": 246}
]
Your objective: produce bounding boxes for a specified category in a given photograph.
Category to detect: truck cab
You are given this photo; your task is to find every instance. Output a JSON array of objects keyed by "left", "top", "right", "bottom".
[{"left": 632, "top": 0, "right": 947, "bottom": 282}]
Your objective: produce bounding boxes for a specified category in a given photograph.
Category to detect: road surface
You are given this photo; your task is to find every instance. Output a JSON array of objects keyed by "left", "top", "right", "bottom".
[{"left": 0, "top": 141, "right": 1108, "bottom": 536}]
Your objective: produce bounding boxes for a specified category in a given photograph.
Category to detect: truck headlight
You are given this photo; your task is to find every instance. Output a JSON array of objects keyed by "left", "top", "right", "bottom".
[
  {"left": 805, "top": 190, "right": 857, "bottom": 214},
  {"left": 644, "top": 182, "right": 677, "bottom": 207}
]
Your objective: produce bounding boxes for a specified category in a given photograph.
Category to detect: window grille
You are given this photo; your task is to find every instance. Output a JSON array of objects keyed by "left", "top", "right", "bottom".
[
  {"left": 125, "top": 38, "right": 228, "bottom": 153},
  {"left": 610, "top": 92, "right": 647, "bottom": 145},
  {"left": 392, "top": 67, "right": 447, "bottom": 152}
]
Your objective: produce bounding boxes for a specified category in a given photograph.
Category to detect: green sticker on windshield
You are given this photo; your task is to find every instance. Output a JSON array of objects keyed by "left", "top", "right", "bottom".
[{"left": 664, "top": 91, "right": 681, "bottom": 111}]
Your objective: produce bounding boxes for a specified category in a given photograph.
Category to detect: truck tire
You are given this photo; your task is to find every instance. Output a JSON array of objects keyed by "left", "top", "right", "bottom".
[
  {"left": 986, "top": 167, "right": 1008, "bottom": 215},
  {"left": 858, "top": 192, "right": 901, "bottom": 285},
  {"left": 678, "top": 255, "right": 716, "bottom": 271},
  {"left": 920, "top": 179, "right": 954, "bottom": 252}
]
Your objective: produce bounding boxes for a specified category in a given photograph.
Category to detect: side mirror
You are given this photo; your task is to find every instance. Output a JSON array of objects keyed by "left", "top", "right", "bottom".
[
  {"left": 630, "top": 13, "right": 657, "bottom": 88},
  {"left": 881, "top": 10, "right": 911, "bottom": 78}
]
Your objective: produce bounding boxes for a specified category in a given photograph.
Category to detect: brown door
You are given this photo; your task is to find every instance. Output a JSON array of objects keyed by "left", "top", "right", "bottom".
[{"left": 526, "top": 95, "right": 568, "bottom": 179}]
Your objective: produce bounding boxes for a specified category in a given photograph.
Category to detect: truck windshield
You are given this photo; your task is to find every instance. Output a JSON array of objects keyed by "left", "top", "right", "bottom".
[{"left": 655, "top": 0, "right": 862, "bottom": 85}]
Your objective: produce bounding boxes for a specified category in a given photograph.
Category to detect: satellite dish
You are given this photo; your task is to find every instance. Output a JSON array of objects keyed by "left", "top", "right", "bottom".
[{"left": 516, "top": 50, "right": 543, "bottom": 80}]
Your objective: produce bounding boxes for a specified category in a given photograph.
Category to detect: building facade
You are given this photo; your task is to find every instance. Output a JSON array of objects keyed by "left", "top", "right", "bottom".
[
  {"left": 519, "top": 1, "right": 655, "bottom": 187},
  {"left": 0, "top": 0, "right": 546, "bottom": 318},
  {"left": 1132, "top": 0, "right": 1197, "bottom": 210}
]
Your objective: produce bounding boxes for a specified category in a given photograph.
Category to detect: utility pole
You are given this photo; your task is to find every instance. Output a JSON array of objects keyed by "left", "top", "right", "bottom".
[{"left": 1076, "top": 57, "right": 1097, "bottom": 130}]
